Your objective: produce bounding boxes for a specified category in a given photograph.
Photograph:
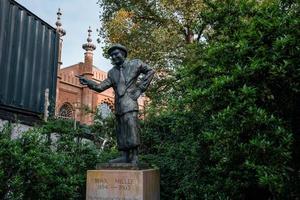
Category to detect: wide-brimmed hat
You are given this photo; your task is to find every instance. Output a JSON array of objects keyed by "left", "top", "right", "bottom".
[{"left": 107, "top": 44, "right": 128, "bottom": 57}]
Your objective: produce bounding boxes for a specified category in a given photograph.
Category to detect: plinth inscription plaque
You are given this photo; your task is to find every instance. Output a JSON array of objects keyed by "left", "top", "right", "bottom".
[{"left": 86, "top": 169, "right": 159, "bottom": 200}]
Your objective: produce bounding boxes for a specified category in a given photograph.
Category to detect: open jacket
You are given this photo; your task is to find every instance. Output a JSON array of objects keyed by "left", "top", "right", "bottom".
[{"left": 88, "top": 59, "right": 155, "bottom": 115}]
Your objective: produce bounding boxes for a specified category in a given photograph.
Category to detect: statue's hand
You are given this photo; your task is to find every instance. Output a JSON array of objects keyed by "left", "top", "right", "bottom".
[
  {"left": 77, "top": 76, "right": 89, "bottom": 86},
  {"left": 132, "top": 88, "right": 142, "bottom": 100}
]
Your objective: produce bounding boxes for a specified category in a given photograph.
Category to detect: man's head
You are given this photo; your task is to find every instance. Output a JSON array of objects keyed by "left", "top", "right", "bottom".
[{"left": 108, "top": 44, "right": 127, "bottom": 66}]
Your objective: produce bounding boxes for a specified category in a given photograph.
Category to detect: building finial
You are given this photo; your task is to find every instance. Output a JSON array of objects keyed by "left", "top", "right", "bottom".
[
  {"left": 56, "top": 8, "right": 66, "bottom": 37},
  {"left": 82, "top": 26, "right": 96, "bottom": 52}
]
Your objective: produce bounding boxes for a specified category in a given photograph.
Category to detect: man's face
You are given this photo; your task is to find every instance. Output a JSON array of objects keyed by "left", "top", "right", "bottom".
[{"left": 110, "top": 49, "right": 125, "bottom": 66}]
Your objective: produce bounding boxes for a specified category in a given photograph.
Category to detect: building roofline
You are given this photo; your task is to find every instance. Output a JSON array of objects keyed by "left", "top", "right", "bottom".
[{"left": 60, "top": 62, "right": 108, "bottom": 73}]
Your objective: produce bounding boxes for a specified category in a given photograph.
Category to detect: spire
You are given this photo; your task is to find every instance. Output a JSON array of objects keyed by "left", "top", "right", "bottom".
[
  {"left": 82, "top": 26, "right": 96, "bottom": 52},
  {"left": 56, "top": 8, "right": 66, "bottom": 37}
]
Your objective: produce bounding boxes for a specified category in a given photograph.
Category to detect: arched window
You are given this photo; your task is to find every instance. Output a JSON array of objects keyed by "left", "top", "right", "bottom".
[
  {"left": 59, "top": 103, "right": 74, "bottom": 119},
  {"left": 97, "top": 102, "right": 112, "bottom": 119}
]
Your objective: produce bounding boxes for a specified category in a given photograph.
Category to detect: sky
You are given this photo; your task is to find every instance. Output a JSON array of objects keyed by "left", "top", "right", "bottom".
[{"left": 16, "top": 0, "right": 112, "bottom": 72}]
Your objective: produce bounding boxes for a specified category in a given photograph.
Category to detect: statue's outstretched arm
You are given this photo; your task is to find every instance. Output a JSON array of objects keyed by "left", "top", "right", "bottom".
[{"left": 88, "top": 78, "right": 112, "bottom": 93}]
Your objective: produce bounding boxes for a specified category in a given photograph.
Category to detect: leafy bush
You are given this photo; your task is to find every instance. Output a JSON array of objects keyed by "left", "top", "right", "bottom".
[
  {"left": 0, "top": 120, "right": 99, "bottom": 200},
  {"left": 139, "top": 0, "right": 299, "bottom": 199}
]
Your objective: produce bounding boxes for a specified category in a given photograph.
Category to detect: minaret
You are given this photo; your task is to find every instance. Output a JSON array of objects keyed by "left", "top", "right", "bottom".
[
  {"left": 82, "top": 26, "right": 96, "bottom": 74},
  {"left": 55, "top": 8, "right": 66, "bottom": 116},
  {"left": 56, "top": 8, "right": 66, "bottom": 70},
  {"left": 81, "top": 27, "right": 96, "bottom": 124}
]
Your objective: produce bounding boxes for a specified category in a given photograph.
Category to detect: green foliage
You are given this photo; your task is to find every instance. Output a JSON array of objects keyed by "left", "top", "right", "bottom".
[
  {"left": 91, "top": 110, "right": 117, "bottom": 150},
  {"left": 90, "top": 112, "right": 120, "bottom": 162},
  {"left": 0, "top": 120, "right": 99, "bottom": 200},
  {"left": 98, "top": 0, "right": 207, "bottom": 108},
  {"left": 137, "top": 0, "right": 300, "bottom": 199},
  {"left": 98, "top": 0, "right": 204, "bottom": 66}
]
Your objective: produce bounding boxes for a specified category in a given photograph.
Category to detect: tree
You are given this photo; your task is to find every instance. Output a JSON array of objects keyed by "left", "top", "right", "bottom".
[
  {"left": 97, "top": 0, "right": 209, "bottom": 108},
  {"left": 138, "top": 0, "right": 299, "bottom": 199},
  {"left": 98, "top": 0, "right": 206, "bottom": 66}
]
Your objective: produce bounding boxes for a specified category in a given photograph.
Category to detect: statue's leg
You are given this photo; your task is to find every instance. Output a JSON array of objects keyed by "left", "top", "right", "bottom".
[
  {"left": 125, "top": 150, "right": 130, "bottom": 162},
  {"left": 108, "top": 151, "right": 129, "bottom": 163},
  {"left": 130, "top": 148, "right": 139, "bottom": 164},
  {"left": 109, "top": 114, "right": 129, "bottom": 163}
]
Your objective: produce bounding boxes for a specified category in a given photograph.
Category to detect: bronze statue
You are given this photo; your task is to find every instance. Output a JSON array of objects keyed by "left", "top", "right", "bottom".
[{"left": 78, "top": 44, "right": 155, "bottom": 164}]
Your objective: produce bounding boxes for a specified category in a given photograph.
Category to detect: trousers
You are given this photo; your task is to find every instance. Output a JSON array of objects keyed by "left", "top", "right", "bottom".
[{"left": 116, "top": 111, "right": 140, "bottom": 150}]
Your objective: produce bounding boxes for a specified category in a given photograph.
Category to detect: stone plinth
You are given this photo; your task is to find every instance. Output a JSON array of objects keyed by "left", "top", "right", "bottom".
[{"left": 86, "top": 168, "right": 159, "bottom": 200}]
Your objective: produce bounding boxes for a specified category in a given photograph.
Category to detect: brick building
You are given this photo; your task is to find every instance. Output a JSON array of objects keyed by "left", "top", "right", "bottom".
[{"left": 54, "top": 9, "right": 146, "bottom": 124}]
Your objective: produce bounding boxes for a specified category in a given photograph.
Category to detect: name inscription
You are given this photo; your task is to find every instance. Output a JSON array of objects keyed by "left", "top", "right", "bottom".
[
  {"left": 94, "top": 178, "right": 135, "bottom": 191},
  {"left": 87, "top": 197, "right": 139, "bottom": 200},
  {"left": 86, "top": 171, "right": 146, "bottom": 200}
]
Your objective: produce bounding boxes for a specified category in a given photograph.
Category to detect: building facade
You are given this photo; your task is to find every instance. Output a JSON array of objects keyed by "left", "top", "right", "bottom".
[{"left": 54, "top": 10, "right": 146, "bottom": 124}]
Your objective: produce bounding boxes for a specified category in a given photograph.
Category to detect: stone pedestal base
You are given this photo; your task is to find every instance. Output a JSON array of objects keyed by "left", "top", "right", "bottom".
[{"left": 86, "top": 168, "right": 160, "bottom": 200}]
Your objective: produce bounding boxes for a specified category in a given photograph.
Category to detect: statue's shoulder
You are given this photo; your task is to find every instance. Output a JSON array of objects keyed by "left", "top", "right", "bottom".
[
  {"left": 126, "top": 59, "right": 143, "bottom": 66},
  {"left": 107, "top": 67, "right": 116, "bottom": 77}
]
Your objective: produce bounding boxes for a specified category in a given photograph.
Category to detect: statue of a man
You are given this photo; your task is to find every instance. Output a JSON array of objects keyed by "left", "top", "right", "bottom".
[{"left": 78, "top": 44, "right": 155, "bottom": 164}]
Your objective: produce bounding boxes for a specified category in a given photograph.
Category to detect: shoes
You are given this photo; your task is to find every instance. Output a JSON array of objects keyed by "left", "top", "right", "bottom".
[
  {"left": 108, "top": 149, "right": 139, "bottom": 164},
  {"left": 108, "top": 156, "right": 127, "bottom": 163}
]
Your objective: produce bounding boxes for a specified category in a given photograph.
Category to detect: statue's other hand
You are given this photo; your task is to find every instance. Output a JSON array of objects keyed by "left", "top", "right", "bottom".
[
  {"left": 78, "top": 76, "right": 89, "bottom": 85},
  {"left": 132, "top": 88, "right": 142, "bottom": 100}
]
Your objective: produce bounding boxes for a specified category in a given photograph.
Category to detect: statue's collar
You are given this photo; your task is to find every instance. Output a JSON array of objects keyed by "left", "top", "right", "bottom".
[{"left": 115, "top": 60, "right": 128, "bottom": 69}]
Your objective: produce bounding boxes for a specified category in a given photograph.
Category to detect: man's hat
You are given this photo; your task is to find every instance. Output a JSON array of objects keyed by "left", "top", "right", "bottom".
[{"left": 107, "top": 44, "right": 128, "bottom": 58}]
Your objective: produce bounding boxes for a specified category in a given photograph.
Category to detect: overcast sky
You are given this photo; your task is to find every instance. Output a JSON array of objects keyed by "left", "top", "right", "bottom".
[{"left": 16, "top": 0, "right": 112, "bottom": 72}]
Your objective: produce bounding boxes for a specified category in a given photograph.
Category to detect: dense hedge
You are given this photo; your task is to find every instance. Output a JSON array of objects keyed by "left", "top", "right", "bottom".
[
  {"left": 0, "top": 120, "right": 99, "bottom": 200},
  {"left": 139, "top": 0, "right": 299, "bottom": 199}
]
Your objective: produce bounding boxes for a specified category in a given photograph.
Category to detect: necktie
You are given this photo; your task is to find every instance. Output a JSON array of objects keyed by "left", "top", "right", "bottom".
[{"left": 117, "top": 66, "right": 126, "bottom": 97}]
